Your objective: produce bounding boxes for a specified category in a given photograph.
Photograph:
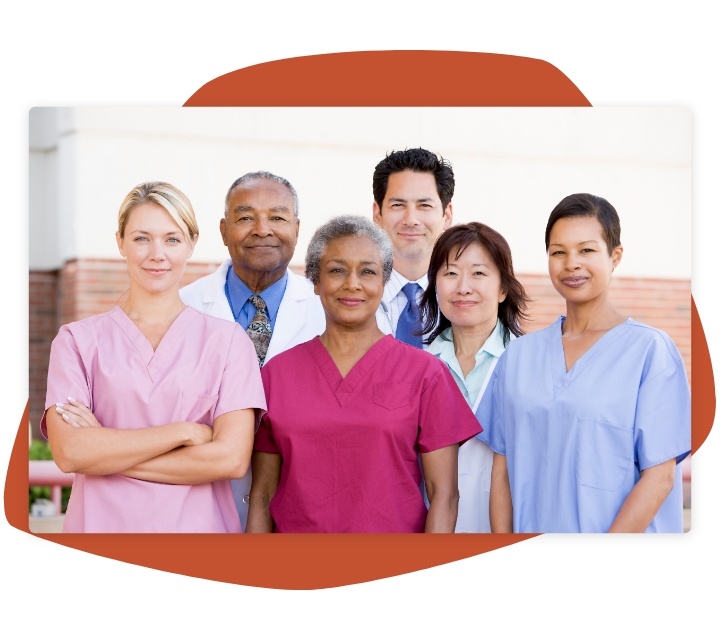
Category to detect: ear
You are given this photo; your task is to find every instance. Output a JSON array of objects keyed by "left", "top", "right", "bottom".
[
  {"left": 442, "top": 203, "right": 453, "bottom": 230},
  {"left": 219, "top": 217, "right": 228, "bottom": 247},
  {"left": 611, "top": 244, "right": 623, "bottom": 271},
  {"left": 372, "top": 201, "right": 382, "bottom": 225},
  {"left": 313, "top": 280, "right": 320, "bottom": 296},
  {"left": 498, "top": 285, "right": 507, "bottom": 304},
  {"left": 116, "top": 231, "right": 126, "bottom": 258},
  {"left": 187, "top": 232, "right": 199, "bottom": 259}
]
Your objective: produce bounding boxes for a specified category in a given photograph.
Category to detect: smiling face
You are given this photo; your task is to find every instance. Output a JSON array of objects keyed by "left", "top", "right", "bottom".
[
  {"left": 547, "top": 215, "right": 623, "bottom": 304},
  {"left": 116, "top": 202, "right": 195, "bottom": 295},
  {"left": 313, "top": 235, "right": 384, "bottom": 329},
  {"left": 436, "top": 242, "right": 506, "bottom": 333},
  {"left": 373, "top": 170, "right": 452, "bottom": 264},
  {"left": 220, "top": 177, "right": 300, "bottom": 285}
]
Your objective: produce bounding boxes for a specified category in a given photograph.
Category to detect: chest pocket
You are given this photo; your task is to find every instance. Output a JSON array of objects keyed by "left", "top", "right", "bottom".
[
  {"left": 373, "top": 382, "right": 412, "bottom": 411},
  {"left": 575, "top": 417, "right": 634, "bottom": 491},
  {"left": 181, "top": 391, "right": 219, "bottom": 427}
]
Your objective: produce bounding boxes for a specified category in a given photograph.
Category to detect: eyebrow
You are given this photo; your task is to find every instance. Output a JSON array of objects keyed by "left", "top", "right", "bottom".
[
  {"left": 233, "top": 205, "right": 291, "bottom": 213},
  {"left": 548, "top": 240, "right": 600, "bottom": 247},
  {"left": 446, "top": 262, "right": 488, "bottom": 267},
  {"left": 326, "top": 258, "right": 380, "bottom": 266},
  {"left": 387, "top": 197, "right": 436, "bottom": 203},
  {"left": 130, "top": 229, "right": 182, "bottom": 236}
]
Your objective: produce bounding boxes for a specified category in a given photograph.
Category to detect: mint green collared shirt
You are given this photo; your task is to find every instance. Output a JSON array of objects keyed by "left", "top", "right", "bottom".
[{"left": 428, "top": 321, "right": 507, "bottom": 409}]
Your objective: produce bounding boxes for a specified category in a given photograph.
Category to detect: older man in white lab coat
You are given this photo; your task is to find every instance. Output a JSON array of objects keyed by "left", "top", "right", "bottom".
[{"left": 181, "top": 171, "right": 325, "bottom": 530}]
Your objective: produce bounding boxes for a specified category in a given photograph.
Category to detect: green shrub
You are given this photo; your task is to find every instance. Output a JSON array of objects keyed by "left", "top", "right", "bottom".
[{"left": 29, "top": 439, "right": 72, "bottom": 513}]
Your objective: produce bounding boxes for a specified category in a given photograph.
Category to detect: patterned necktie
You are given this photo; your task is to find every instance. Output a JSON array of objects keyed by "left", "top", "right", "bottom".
[
  {"left": 395, "top": 282, "right": 423, "bottom": 348},
  {"left": 246, "top": 295, "right": 272, "bottom": 367}
]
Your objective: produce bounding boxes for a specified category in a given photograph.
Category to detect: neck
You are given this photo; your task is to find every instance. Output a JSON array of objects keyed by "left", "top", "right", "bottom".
[
  {"left": 452, "top": 316, "right": 498, "bottom": 359},
  {"left": 563, "top": 291, "right": 624, "bottom": 334},
  {"left": 319, "top": 315, "right": 384, "bottom": 355},
  {"left": 120, "top": 284, "right": 185, "bottom": 323},
  {"left": 392, "top": 253, "right": 429, "bottom": 283},
  {"left": 232, "top": 262, "right": 287, "bottom": 294}
]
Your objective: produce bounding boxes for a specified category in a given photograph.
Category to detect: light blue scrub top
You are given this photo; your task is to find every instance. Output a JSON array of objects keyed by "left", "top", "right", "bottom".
[
  {"left": 476, "top": 316, "right": 690, "bottom": 533},
  {"left": 428, "top": 321, "right": 506, "bottom": 408}
]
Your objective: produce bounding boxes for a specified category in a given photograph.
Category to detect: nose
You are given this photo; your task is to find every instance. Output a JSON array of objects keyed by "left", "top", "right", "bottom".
[
  {"left": 564, "top": 251, "right": 581, "bottom": 271},
  {"left": 457, "top": 272, "right": 472, "bottom": 294},
  {"left": 401, "top": 205, "right": 420, "bottom": 227},
  {"left": 252, "top": 215, "right": 273, "bottom": 237},
  {"left": 149, "top": 239, "right": 167, "bottom": 261},
  {"left": 345, "top": 269, "right": 362, "bottom": 290}
]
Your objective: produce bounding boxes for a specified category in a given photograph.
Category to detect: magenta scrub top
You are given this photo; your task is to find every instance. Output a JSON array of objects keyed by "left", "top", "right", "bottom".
[
  {"left": 42, "top": 306, "right": 266, "bottom": 533},
  {"left": 254, "top": 335, "right": 483, "bottom": 533}
]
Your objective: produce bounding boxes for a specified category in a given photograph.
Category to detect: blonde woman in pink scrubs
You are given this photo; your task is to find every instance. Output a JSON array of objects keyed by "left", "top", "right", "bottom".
[{"left": 43, "top": 182, "right": 266, "bottom": 533}]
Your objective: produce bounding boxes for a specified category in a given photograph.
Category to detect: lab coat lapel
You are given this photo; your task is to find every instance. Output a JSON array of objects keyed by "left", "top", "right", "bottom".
[
  {"left": 201, "top": 259, "right": 234, "bottom": 322},
  {"left": 264, "top": 271, "right": 307, "bottom": 362}
]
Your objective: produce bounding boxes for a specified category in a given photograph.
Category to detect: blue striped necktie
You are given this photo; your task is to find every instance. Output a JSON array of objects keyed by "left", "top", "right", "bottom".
[{"left": 395, "top": 282, "right": 423, "bottom": 348}]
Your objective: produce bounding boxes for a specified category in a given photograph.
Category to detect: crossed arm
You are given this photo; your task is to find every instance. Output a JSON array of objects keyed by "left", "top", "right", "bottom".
[{"left": 46, "top": 400, "right": 255, "bottom": 484}]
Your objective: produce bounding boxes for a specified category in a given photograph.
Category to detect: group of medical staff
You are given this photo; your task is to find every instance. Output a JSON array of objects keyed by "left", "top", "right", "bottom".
[{"left": 43, "top": 148, "right": 690, "bottom": 534}]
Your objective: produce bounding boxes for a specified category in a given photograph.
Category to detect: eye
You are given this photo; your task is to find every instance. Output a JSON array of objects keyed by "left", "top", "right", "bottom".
[
  {"left": 134, "top": 235, "right": 149, "bottom": 242},
  {"left": 443, "top": 270, "right": 457, "bottom": 277},
  {"left": 581, "top": 248, "right": 595, "bottom": 253},
  {"left": 167, "top": 237, "right": 181, "bottom": 243},
  {"left": 362, "top": 268, "right": 377, "bottom": 275},
  {"left": 551, "top": 250, "right": 564, "bottom": 256},
  {"left": 474, "top": 270, "right": 487, "bottom": 277}
]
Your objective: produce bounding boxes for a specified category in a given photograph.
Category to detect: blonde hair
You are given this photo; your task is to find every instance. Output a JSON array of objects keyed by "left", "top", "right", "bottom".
[{"left": 118, "top": 182, "right": 199, "bottom": 243}]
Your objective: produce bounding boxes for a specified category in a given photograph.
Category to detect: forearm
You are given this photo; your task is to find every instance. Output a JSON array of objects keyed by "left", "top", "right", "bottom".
[
  {"left": 425, "top": 488, "right": 459, "bottom": 533},
  {"left": 489, "top": 453, "right": 513, "bottom": 533},
  {"left": 48, "top": 414, "right": 197, "bottom": 475},
  {"left": 607, "top": 460, "right": 676, "bottom": 533},
  {"left": 246, "top": 491, "right": 275, "bottom": 533},
  {"left": 245, "top": 450, "right": 280, "bottom": 533},
  {"left": 121, "top": 439, "right": 249, "bottom": 485}
]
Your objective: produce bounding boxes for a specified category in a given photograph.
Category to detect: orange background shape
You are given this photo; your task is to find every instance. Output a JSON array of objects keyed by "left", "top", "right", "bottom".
[{"left": 7, "top": 51, "right": 714, "bottom": 590}]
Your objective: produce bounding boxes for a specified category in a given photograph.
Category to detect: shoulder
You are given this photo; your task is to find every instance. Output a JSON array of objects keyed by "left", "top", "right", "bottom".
[
  {"left": 180, "top": 260, "right": 231, "bottom": 300},
  {"left": 61, "top": 308, "right": 117, "bottom": 339},
  {"left": 388, "top": 338, "right": 449, "bottom": 377},
  {"left": 284, "top": 270, "right": 320, "bottom": 301},
  {"left": 623, "top": 319, "right": 685, "bottom": 371}
]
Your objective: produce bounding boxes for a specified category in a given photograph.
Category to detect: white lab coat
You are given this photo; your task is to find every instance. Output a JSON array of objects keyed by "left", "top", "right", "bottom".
[{"left": 180, "top": 259, "right": 326, "bottom": 530}]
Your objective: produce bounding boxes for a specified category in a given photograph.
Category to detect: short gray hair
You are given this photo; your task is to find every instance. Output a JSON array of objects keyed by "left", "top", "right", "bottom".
[
  {"left": 305, "top": 215, "right": 393, "bottom": 285},
  {"left": 224, "top": 171, "right": 299, "bottom": 219}
]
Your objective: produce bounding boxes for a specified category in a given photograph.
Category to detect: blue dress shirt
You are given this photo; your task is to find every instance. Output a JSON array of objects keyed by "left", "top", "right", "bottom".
[{"left": 224, "top": 267, "right": 288, "bottom": 331}]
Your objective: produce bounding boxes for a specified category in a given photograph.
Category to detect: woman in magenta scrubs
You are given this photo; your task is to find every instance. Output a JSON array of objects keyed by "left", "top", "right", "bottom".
[
  {"left": 246, "top": 216, "right": 482, "bottom": 533},
  {"left": 43, "top": 182, "right": 266, "bottom": 533}
]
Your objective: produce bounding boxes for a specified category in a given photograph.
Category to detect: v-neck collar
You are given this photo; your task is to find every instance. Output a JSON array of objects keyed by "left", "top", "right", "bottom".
[
  {"left": 551, "top": 315, "right": 631, "bottom": 398},
  {"left": 109, "top": 305, "right": 199, "bottom": 382},
  {"left": 305, "top": 334, "right": 396, "bottom": 407}
]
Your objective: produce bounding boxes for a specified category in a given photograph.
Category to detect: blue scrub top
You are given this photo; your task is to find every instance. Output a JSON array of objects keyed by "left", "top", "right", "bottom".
[{"left": 476, "top": 316, "right": 690, "bottom": 533}]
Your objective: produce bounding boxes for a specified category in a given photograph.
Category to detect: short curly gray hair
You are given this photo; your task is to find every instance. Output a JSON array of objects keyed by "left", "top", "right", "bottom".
[
  {"left": 225, "top": 171, "right": 299, "bottom": 219},
  {"left": 305, "top": 215, "right": 393, "bottom": 285}
]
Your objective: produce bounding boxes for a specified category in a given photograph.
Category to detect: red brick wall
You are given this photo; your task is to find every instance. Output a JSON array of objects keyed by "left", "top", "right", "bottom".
[
  {"left": 29, "top": 259, "right": 691, "bottom": 438},
  {"left": 517, "top": 274, "right": 691, "bottom": 383}
]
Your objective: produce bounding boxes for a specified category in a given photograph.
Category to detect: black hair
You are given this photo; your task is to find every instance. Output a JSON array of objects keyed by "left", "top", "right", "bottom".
[
  {"left": 372, "top": 148, "right": 455, "bottom": 212},
  {"left": 419, "top": 222, "right": 530, "bottom": 347},
  {"left": 545, "top": 193, "right": 621, "bottom": 255}
]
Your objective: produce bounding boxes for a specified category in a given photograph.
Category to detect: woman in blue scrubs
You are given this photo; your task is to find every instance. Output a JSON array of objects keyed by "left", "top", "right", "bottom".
[
  {"left": 476, "top": 193, "right": 690, "bottom": 533},
  {"left": 419, "top": 222, "right": 530, "bottom": 532}
]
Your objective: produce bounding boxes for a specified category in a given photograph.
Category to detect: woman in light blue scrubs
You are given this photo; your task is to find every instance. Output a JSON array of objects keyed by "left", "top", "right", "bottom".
[
  {"left": 419, "top": 223, "right": 530, "bottom": 532},
  {"left": 476, "top": 193, "right": 691, "bottom": 533}
]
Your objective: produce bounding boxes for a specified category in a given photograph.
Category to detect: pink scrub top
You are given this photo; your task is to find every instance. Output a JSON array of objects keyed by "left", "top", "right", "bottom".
[
  {"left": 254, "top": 335, "right": 483, "bottom": 533},
  {"left": 42, "top": 306, "right": 266, "bottom": 533}
]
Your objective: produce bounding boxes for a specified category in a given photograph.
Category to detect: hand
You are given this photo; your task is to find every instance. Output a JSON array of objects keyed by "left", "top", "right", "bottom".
[
  {"left": 55, "top": 397, "right": 103, "bottom": 428},
  {"left": 183, "top": 422, "right": 214, "bottom": 446}
]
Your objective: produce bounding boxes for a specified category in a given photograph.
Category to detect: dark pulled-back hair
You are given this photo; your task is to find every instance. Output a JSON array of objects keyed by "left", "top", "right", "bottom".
[
  {"left": 372, "top": 148, "right": 455, "bottom": 211},
  {"left": 419, "top": 223, "right": 530, "bottom": 347},
  {"left": 545, "top": 193, "right": 621, "bottom": 255}
]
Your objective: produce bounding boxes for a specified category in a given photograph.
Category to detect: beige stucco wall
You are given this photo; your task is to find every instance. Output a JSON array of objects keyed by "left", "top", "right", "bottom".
[{"left": 29, "top": 106, "right": 690, "bottom": 278}]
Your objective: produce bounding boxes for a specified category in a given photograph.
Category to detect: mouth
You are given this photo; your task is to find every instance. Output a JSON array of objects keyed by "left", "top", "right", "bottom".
[
  {"left": 143, "top": 268, "right": 171, "bottom": 277},
  {"left": 451, "top": 300, "right": 478, "bottom": 308},
  {"left": 561, "top": 276, "right": 589, "bottom": 288},
  {"left": 338, "top": 298, "right": 364, "bottom": 307}
]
